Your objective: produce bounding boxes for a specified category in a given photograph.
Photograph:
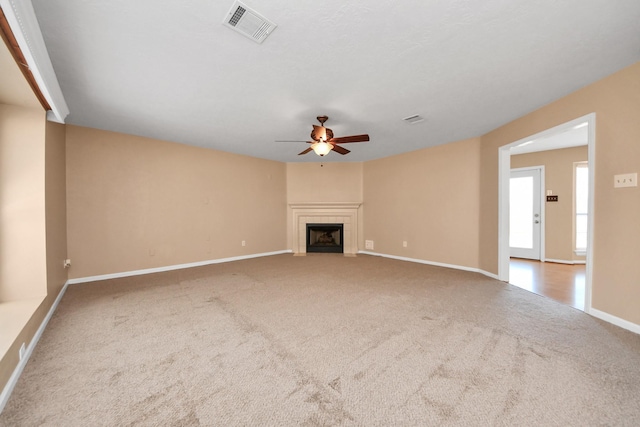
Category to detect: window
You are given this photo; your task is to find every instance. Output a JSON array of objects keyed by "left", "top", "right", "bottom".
[{"left": 575, "top": 162, "right": 588, "bottom": 252}]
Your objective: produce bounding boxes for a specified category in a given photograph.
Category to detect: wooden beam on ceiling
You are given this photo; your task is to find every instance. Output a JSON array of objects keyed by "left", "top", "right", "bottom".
[{"left": 0, "top": 6, "right": 51, "bottom": 111}]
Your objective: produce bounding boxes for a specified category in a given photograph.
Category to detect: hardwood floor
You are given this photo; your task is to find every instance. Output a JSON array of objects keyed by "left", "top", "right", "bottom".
[{"left": 509, "top": 258, "right": 586, "bottom": 310}]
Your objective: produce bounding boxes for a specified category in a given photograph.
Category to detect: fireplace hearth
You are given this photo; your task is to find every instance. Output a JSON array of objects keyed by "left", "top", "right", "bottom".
[{"left": 306, "top": 223, "right": 344, "bottom": 253}]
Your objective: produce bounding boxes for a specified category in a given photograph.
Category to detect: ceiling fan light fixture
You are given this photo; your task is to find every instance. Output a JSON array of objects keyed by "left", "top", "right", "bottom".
[
  {"left": 311, "top": 141, "right": 332, "bottom": 156},
  {"left": 284, "top": 116, "right": 369, "bottom": 157}
]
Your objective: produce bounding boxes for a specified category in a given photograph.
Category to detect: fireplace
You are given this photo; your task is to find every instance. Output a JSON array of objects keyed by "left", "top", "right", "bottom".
[
  {"left": 306, "top": 223, "right": 344, "bottom": 253},
  {"left": 289, "top": 202, "right": 360, "bottom": 255}
]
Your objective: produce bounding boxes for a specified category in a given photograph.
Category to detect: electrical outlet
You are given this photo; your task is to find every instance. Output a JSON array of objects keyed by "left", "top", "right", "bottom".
[
  {"left": 614, "top": 173, "right": 637, "bottom": 188},
  {"left": 403, "top": 241, "right": 408, "bottom": 248},
  {"left": 365, "top": 240, "right": 374, "bottom": 250},
  {"left": 241, "top": 240, "right": 246, "bottom": 247},
  {"left": 63, "top": 259, "right": 71, "bottom": 268},
  {"left": 19, "top": 343, "right": 26, "bottom": 360}
]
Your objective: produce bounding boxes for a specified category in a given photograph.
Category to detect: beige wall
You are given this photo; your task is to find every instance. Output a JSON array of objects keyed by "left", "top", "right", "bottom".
[
  {"left": 45, "top": 121, "right": 68, "bottom": 296},
  {"left": 0, "top": 109, "right": 68, "bottom": 398},
  {"left": 512, "top": 146, "right": 588, "bottom": 262},
  {"left": 286, "top": 162, "right": 363, "bottom": 203},
  {"left": 363, "top": 138, "right": 481, "bottom": 269},
  {"left": 480, "top": 61, "right": 640, "bottom": 324},
  {"left": 0, "top": 104, "right": 48, "bottom": 301},
  {"left": 286, "top": 162, "right": 363, "bottom": 250},
  {"left": 66, "top": 126, "right": 287, "bottom": 279}
]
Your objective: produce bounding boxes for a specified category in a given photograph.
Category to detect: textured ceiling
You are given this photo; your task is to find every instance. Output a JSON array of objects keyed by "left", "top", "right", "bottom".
[{"left": 31, "top": 0, "right": 640, "bottom": 162}]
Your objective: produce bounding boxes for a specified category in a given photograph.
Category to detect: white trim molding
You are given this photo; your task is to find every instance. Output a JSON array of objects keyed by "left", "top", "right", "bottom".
[
  {"left": 1, "top": 251, "right": 289, "bottom": 411},
  {"left": 544, "top": 258, "right": 586, "bottom": 265},
  {"left": 3, "top": 249, "right": 636, "bottom": 414},
  {"left": 0, "top": 281, "right": 70, "bottom": 413},
  {"left": 360, "top": 251, "right": 638, "bottom": 335},
  {"left": 0, "top": 0, "right": 69, "bottom": 122},
  {"left": 590, "top": 308, "right": 640, "bottom": 335},
  {"left": 358, "top": 251, "right": 499, "bottom": 280},
  {"left": 499, "top": 113, "right": 596, "bottom": 313},
  {"left": 67, "top": 250, "right": 290, "bottom": 285}
]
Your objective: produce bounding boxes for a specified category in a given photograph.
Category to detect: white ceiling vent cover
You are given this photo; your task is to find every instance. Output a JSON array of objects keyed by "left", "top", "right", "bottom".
[{"left": 223, "top": 1, "right": 277, "bottom": 44}]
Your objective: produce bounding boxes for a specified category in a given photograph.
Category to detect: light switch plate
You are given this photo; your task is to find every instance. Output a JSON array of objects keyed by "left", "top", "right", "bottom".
[{"left": 614, "top": 173, "right": 637, "bottom": 188}]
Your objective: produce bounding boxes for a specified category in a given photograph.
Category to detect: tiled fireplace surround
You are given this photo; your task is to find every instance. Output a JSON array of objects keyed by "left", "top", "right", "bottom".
[{"left": 289, "top": 202, "right": 361, "bottom": 255}]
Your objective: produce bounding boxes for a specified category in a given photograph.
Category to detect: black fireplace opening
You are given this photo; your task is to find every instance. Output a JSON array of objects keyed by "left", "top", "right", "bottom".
[{"left": 306, "top": 223, "right": 344, "bottom": 253}]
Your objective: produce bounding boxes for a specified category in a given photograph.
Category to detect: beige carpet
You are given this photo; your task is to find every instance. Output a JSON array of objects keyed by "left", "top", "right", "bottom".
[{"left": 2, "top": 254, "right": 639, "bottom": 426}]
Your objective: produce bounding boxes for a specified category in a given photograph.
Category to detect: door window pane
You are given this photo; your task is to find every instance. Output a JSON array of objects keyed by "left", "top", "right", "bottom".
[{"left": 510, "top": 176, "right": 533, "bottom": 248}]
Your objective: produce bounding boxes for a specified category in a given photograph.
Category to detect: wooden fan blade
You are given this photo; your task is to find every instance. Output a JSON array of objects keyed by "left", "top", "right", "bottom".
[
  {"left": 276, "top": 140, "right": 309, "bottom": 143},
  {"left": 329, "top": 134, "right": 370, "bottom": 144},
  {"left": 331, "top": 144, "right": 350, "bottom": 155},
  {"left": 298, "top": 147, "right": 313, "bottom": 155}
]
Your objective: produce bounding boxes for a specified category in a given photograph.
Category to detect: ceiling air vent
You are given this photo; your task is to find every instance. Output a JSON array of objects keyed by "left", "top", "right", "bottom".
[
  {"left": 223, "top": 1, "right": 277, "bottom": 44},
  {"left": 403, "top": 114, "right": 425, "bottom": 124}
]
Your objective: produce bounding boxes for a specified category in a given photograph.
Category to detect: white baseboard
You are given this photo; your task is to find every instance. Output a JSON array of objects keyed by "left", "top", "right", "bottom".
[
  {"left": 67, "top": 250, "right": 292, "bottom": 285},
  {"left": 0, "top": 281, "right": 70, "bottom": 414},
  {"left": 478, "top": 269, "right": 500, "bottom": 280},
  {"left": 358, "top": 251, "right": 500, "bottom": 280},
  {"left": 1, "top": 250, "right": 291, "bottom": 412},
  {"left": 544, "top": 258, "right": 586, "bottom": 265},
  {"left": 589, "top": 308, "right": 640, "bottom": 335},
  {"left": 4, "top": 250, "right": 634, "bottom": 415},
  {"left": 359, "top": 251, "right": 638, "bottom": 335}
]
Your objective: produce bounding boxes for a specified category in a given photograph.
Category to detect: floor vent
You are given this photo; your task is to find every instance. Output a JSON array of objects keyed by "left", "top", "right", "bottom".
[{"left": 223, "top": 1, "right": 277, "bottom": 44}]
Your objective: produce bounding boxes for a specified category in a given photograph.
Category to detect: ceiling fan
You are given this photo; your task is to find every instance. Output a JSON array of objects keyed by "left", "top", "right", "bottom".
[{"left": 278, "top": 116, "right": 370, "bottom": 156}]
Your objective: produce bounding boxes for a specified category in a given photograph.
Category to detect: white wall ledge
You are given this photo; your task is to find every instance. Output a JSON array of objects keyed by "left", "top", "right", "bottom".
[{"left": 289, "top": 202, "right": 362, "bottom": 209}]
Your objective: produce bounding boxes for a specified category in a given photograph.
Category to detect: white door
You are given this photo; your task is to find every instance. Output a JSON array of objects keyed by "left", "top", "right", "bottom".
[{"left": 510, "top": 168, "right": 542, "bottom": 260}]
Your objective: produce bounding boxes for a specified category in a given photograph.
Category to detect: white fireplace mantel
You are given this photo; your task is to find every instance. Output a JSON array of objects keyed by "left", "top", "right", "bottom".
[
  {"left": 289, "top": 202, "right": 361, "bottom": 255},
  {"left": 289, "top": 202, "right": 362, "bottom": 210}
]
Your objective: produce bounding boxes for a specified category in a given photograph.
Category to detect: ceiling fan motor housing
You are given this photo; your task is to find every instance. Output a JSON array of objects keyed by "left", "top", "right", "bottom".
[{"left": 311, "top": 126, "right": 333, "bottom": 141}]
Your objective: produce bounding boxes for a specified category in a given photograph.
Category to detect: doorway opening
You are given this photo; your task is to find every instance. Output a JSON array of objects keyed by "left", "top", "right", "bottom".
[
  {"left": 509, "top": 259, "right": 586, "bottom": 310},
  {"left": 499, "top": 113, "right": 595, "bottom": 312}
]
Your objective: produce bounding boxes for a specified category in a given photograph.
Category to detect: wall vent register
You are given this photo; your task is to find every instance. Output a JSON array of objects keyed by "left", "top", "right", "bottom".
[{"left": 402, "top": 114, "right": 425, "bottom": 124}]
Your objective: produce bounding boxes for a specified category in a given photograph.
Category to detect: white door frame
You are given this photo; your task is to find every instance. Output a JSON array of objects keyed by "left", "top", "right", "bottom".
[
  {"left": 509, "top": 166, "right": 545, "bottom": 261},
  {"left": 498, "top": 113, "right": 595, "bottom": 313}
]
